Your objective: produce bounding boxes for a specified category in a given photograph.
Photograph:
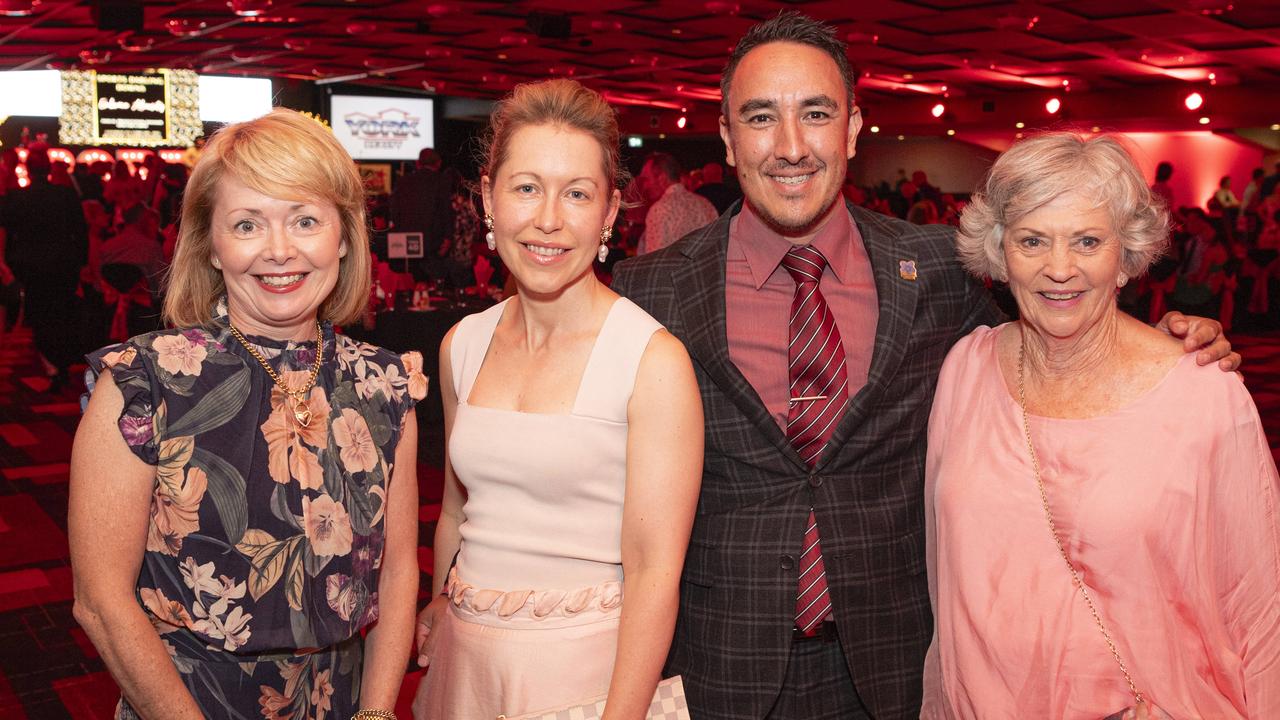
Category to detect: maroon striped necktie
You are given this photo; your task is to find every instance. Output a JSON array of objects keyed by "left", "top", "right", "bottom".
[{"left": 781, "top": 244, "right": 848, "bottom": 633}]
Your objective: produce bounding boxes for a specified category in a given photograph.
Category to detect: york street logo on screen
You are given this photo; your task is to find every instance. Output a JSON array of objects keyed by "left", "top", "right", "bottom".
[{"left": 344, "top": 109, "right": 421, "bottom": 151}]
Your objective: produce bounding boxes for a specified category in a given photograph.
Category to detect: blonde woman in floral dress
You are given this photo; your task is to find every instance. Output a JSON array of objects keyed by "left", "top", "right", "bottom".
[{"left": 70, "top": 109, "right": 425, "bottom": 720}]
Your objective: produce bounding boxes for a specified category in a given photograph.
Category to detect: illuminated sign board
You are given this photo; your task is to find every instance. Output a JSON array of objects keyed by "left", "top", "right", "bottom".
[
  {"left": 94, "top": 71, "right": 169, "bottom": 142},
  {"left": 330, "top": 95, "right": 435, "bottom": 161},
  {"left": 58, "top": 69, "right": 201, "bottom": 148}
]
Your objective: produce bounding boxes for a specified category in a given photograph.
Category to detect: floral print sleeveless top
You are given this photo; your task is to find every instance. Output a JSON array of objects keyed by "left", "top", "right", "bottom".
[{"left": 85, "top": 301, "right": 425, "bottom": 719}]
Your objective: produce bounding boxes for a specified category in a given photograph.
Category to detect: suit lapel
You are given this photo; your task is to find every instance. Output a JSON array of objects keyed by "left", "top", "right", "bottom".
[
  {"left": 673, "top": 211, "right": 799, "bottom": 463},
  {"left": 819, "top": 204, "right": 920, "bottom": 465}
]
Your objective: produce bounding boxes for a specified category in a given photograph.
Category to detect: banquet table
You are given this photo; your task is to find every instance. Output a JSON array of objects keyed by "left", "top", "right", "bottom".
[{"left": 372, "top": 299, "right": 494, "bottom": 425}]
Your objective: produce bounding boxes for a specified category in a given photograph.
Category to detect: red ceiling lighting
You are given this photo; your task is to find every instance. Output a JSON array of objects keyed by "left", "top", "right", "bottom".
[
  {"left": 1045, "top": 97, "right": 1061, "bottom": 114},
  {"left": 705, "top": 1, "right": 740, "bottom": 13},
  {"left": 166, "top": 18, "right": 207, "bottom": 36},
  {"left": 1184, "top": 91, "right": 1204, "bottom": 110},
  {"left": 78, "top": 48, "right": 112, "bottom": 65},
  {"left": 931, "top": 103, "right": 946, "bottom": 118},
  {"left": 118, "top": 34, "right": 156, "bottom": 52},
  {"left": 0, "top": 0, "right": 37, "bottom": 16},
  {"left": 229, "top": 0, "right": 272, "bottom": 17}
]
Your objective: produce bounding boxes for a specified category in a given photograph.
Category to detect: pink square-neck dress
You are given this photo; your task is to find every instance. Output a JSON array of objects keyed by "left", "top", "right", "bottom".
[{"left": 414, "top": 297, "right": 663, "bottom": 719}]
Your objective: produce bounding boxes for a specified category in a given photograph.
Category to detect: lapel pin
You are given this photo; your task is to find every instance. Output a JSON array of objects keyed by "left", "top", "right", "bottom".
[{"left": 899, "top": 259, "right": 917, "bottom": 281}]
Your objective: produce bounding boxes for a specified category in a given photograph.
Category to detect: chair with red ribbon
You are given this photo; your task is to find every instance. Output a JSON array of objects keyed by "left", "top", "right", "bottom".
[{"left": 100, "top": 263, "right": 153, "bottom": 342}]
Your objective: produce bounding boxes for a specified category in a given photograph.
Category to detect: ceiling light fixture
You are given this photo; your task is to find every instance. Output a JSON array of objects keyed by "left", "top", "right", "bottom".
[
  {"left": 931, "top": 103, "right": 945, "bottom": 118},
  {"left": 1045, "top": 97, "right": 1061, "bottom": 114},
  {"left": 1198, "top": 116, "right": 1210, "bottom": 125},
  {"left": 229, "top": 0, "right": 271, "bottom": 17},
  {"left": 0, "top": 0, "right": 38, "bottom": 17},
  {"left": 1184, "top": 91, "right": 1204, "bottom": 110},
  {"left": 166, "top": 18, "right": 207, "bottom": 36}
]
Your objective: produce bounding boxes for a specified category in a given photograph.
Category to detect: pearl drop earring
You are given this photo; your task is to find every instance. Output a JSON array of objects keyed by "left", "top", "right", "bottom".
[{"left": 484, "top": 214, "right": 496, "bottom": 251}]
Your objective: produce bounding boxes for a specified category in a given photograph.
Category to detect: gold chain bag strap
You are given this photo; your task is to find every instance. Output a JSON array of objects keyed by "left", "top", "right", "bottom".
[{"left": 1016, "top": 340, "right": 1172, "bottom": 720}]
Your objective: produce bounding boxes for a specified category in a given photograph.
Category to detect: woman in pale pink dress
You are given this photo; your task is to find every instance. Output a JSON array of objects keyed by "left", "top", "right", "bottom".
[
  {"left": 410, "top": 79, "right": 703, "bottom": 719},
  {"left": 922, "top": 132, "right": 1280, "bottom": 718}
]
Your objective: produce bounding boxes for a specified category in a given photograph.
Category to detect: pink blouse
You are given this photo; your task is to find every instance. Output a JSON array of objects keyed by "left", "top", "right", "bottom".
[{"left": 922, "top": 325, "right": 1280, "bottom": 719}]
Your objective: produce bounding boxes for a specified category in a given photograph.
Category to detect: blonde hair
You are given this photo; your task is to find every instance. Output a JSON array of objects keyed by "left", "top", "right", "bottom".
[
  {"left": 957, "top": 131, "right": 1169, "bottom": 281},
  {"left": 480, "top": 78, "right": 628, "bottom": 190},
  {"left": 163, "top": 108, "right": 370, "bottom": 328}
]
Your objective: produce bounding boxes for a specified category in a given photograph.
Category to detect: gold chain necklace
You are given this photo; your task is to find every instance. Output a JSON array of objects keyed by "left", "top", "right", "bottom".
[
  {"left": 226, "top": 320, "right": 325, "bottom": 427},
  {"left": 1016, "top": 335, "right": 1147, "bottom": 709}
]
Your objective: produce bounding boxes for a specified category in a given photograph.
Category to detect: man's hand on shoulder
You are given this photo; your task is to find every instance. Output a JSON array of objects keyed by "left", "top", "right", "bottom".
[{"left": 1156, "top": 311, "right": 1241, "bottom": 372}]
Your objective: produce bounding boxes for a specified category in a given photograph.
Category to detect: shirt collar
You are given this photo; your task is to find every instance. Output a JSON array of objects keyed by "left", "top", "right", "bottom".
[{"left": 730, "top": 200, "right": 859, "bottom": 290}]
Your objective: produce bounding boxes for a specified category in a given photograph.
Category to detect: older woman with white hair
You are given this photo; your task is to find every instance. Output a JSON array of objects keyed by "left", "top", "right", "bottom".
[{"left": 922, "top": 132, "right": 1280, "bottom": 718}]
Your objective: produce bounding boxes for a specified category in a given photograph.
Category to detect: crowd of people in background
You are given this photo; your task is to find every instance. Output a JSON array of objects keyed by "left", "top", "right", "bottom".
[{"left": 2, "top": 128, "right": 1279, "bottom": 398}]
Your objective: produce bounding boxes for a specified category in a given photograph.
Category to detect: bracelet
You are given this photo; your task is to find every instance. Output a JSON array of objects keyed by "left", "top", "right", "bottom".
[{"left": 352, "top": 710, "right": 397, "bottom": 720}]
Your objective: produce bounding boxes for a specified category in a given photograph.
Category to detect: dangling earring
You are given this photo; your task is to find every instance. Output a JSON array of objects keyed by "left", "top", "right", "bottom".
[
  {"left": 484, "top": 214, "right": 496, "bottom": 251},
  {"left": 598, "top": 226, "right": 612, "bottom": 263}
]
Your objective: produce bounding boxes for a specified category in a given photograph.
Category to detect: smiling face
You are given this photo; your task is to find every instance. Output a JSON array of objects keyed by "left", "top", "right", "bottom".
[
  {"left": 719, "top": 41, "right": 860, "bottom": 244},
  {"left": 1004, "top": 191, "right": 1126, "bottom": 342},
  {"left": 210, "top": 173, "right": 347, "bottom": 341},
  {"left": 482, "top": 123, "right": 620, "bottom": 298}
]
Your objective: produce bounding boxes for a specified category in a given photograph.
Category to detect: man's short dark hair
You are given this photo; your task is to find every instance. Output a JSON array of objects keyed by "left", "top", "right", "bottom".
[
  {"left": 720, "top": 11, "right": 854, "bottom": 116},
  {"left": 1155, "top": 161, "right": 1174, "bottom": 182},
  {"left": 417, "top": 148, "right": 442, "bottom": 170},
  {"left": 645, "top": 152, "right": 682, "bottom": 182}
]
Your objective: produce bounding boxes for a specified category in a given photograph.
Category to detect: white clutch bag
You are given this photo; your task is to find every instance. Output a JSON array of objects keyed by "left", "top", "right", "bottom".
[{"left": 500, "top": 675, "right": 690, "bottom": 720}]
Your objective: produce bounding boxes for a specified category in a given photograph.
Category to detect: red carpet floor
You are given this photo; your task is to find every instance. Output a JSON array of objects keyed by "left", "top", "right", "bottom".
[{"left": 0, "top": 324, "right": 1277, "bottom": 718}]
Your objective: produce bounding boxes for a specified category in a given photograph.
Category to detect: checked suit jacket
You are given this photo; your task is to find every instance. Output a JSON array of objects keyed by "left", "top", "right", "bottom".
[{"left": 612, "top": 200, "right": 1003, "bottom": 720}]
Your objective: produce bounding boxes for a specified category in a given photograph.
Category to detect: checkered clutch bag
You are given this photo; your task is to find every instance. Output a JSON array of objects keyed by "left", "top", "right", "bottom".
[{"left": 501, "top": 675, "right": 689, "bottom": 720}]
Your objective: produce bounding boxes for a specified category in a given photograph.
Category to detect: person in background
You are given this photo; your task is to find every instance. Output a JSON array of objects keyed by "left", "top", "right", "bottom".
[
  {"left": 923, "top": 130, "right": 1278, "bottom": 719},
  {"left": 695, "top": 161, "right": 738, "bottom": 215},
  {"left": 0, "top": 148, "right": 20, "bottom": 194},
  {"left": 1211, "top": 174, "right": 1241, "bottom": 234},
  {"left": 70, "top": 108, "right": 424, "bottom": 720},
  {"left": 390, "top": 147, "right": 455, "bottom": 282},
  {"left": 1151, "top": 160, "right": 1175, "bottom": 211},
  {"left": 637, "top": 151, "right": 718, "bottom": 255},
  {"left": 99, "top": 204, "right": 166, "bottom": 293},
  {"left": 413, "top": 78, "right": 703, "bottom": 720},
  {"left": 1260, "top": 160, "right": 1280, "bottom": 202},
  {"left": 1, "top": 145, "right": 87, "bottom": 392}
]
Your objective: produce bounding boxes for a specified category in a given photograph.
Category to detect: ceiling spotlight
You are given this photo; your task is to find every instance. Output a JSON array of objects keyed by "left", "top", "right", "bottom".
[
  {"left": 1184, "top": 92, "right": 1204, "bottom": 111},
  {"left": 870, "top": 125, "right": 880, "bottom": 133},
  {"left": 1045, "top": 97, "right": 1061, "bottom": 114},
  {"left": 1199, "top": 116, "right": 1211, "bottom": 125},
  {"left": 167, "top": 18, "right": 207, "bottom": 36},
  {"left": 1015, "top": 121, "right": 1025, "bottom": 129},
  {"left": 930, "top": 103, "right": 945, "bottom": 118},
  {"left": 1271, "top": 124, "right": 1280, "bottom": 131},
  {"left": 229, "top": 0, "right": 272, "bottom": 16},
  {"left": 676, "top": 115, "right": 687, "bottom": 129},
  {"left": 946, "top": 129, "right": 956, "bottom": 136},
  {"left": 0, "top": 0, "right": 38, "bottom": 16}
]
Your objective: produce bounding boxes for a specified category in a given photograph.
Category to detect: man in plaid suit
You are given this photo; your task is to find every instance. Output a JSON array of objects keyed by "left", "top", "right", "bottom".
[{"left": 612, "top": 12, "right": 1234, "bottom": 720}]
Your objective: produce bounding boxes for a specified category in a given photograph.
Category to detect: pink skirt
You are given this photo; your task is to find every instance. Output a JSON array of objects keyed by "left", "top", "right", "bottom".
[{"left": 412, "top": 569, "right": 623, "bottom": 720}]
